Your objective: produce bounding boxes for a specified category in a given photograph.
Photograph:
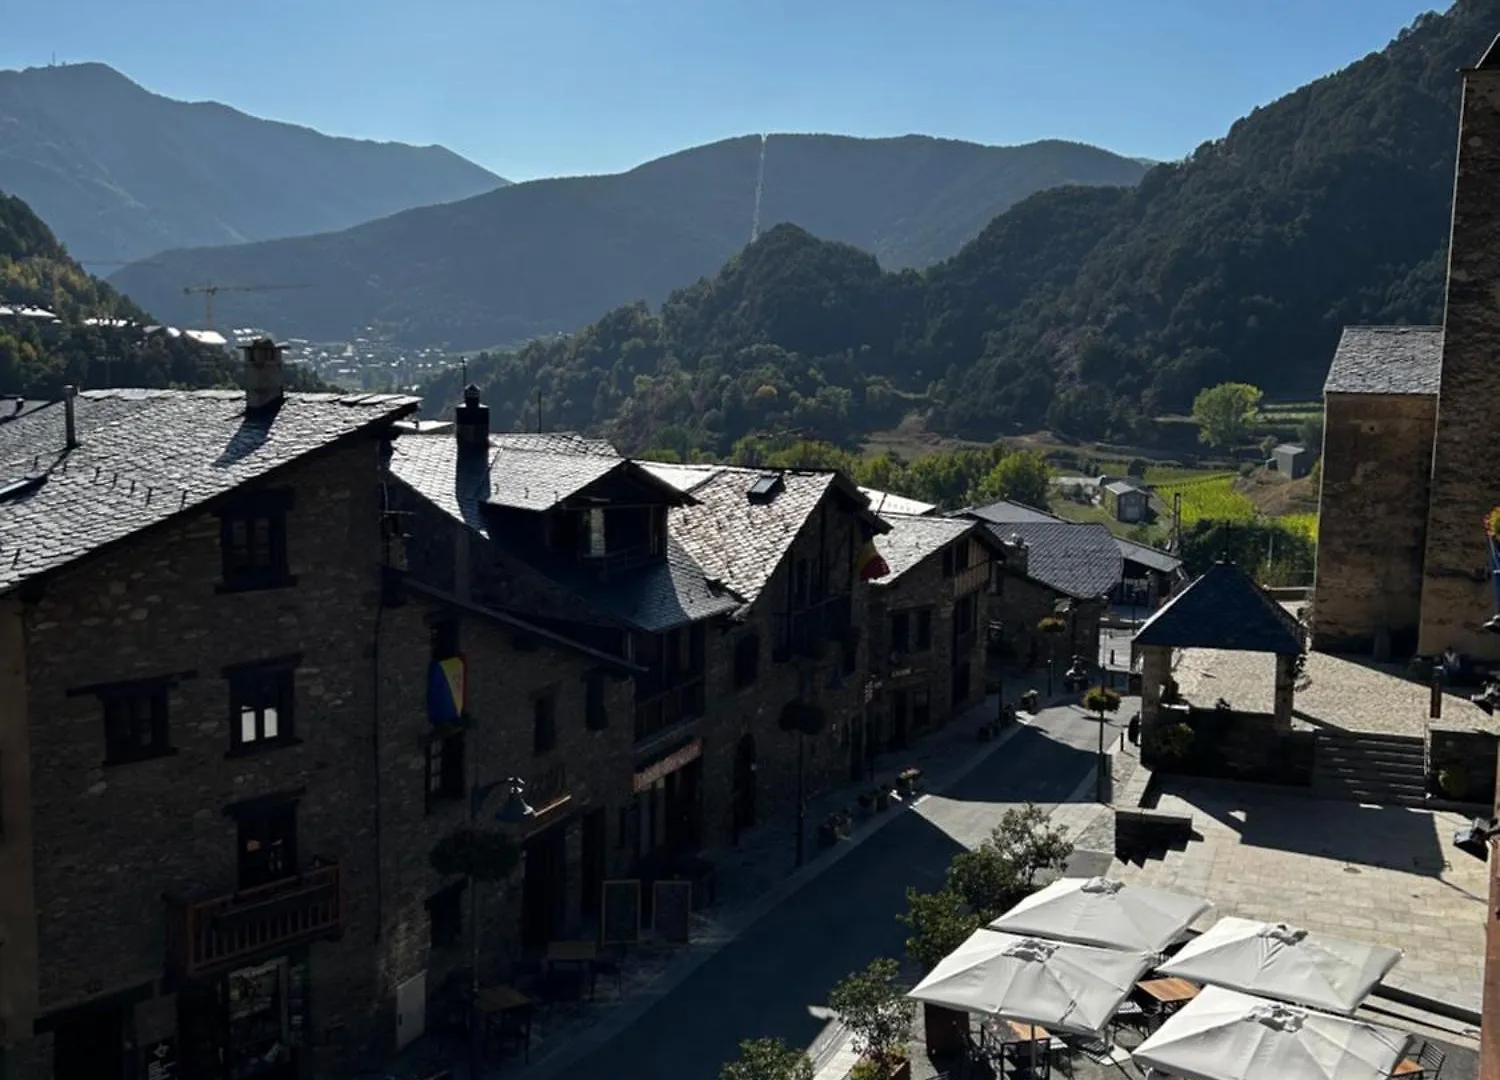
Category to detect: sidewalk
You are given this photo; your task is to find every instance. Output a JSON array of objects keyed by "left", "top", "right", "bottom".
[{"left": 515, "top": 677, "right": 1081, "bottom": 1078}]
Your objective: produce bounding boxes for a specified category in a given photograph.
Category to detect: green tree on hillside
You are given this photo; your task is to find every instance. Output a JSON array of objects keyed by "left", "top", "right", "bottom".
[
  {"left": 972, "top": 450, "right": 1050, "bottom": 509},
  {"left": 1192, "top": 382, "right": 1263, "bottom": 449}
]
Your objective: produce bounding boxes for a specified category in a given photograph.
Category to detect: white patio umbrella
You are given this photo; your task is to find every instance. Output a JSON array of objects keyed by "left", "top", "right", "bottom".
[
  {"left": 1133, "top": 985, "right": 1409, "bottom": 1080},
  {"left": 1156, "top": 917, "right": 1401, "bottom": 1015},
  {"left": 988, "top": 876, "right": 1212, "bottom": 954},
  {"left": 907, "top": 928, "right": 1154, "bottom": 1035}
]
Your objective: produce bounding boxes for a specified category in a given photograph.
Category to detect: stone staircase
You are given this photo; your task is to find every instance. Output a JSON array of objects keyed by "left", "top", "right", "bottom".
[{"left": 1312, "top": 729, "right": 1427, "bottom": 806}]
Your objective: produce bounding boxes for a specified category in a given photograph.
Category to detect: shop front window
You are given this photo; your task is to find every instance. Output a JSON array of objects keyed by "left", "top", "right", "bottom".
[{"left": 226, "top": 957, "right": 306, "bottom": 1080}]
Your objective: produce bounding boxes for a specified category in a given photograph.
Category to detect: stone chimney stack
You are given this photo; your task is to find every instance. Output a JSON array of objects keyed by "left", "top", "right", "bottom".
[
  {"left": 454, "top": 383, "right": 490, "bottom": 451},
  {"left": 63, "top": 384, "right": 77, "bottom": 449},
  {"left": 243, "top": 338, "right": 284, "bottom": 411}
]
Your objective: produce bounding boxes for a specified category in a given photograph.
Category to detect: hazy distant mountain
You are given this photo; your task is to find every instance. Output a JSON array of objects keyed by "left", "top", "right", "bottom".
[
  {"left": 107, "top": 132, "right": 1148, "bottom": 346},
  {"left": 0, "top": 62, "right": 505, "bottom": 268}
]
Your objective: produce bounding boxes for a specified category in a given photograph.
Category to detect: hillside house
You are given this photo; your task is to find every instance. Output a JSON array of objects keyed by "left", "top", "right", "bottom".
[
  {"left": 1102, "top": 480, "right": 1150, "bottom": 523},
  {"left": 1272, "top": 443, "right": 1311, "bottom": 479}
]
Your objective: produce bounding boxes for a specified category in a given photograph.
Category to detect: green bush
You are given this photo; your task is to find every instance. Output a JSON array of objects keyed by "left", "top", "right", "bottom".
[
  {"left": 1438, "top": 763, "right": 1474, "bottom": 801},
  {"left": 1144, "top": 723, "right": 1195, "bottom": 766}
]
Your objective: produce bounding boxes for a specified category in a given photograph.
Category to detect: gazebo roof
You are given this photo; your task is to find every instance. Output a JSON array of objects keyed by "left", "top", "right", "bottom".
[{"left": 1133, "top": 561, "right": 1303, "bottom": 655}]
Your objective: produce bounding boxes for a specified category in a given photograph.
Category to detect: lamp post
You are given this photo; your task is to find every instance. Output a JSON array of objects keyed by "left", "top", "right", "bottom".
[
  {"left": 1079, "top": 679, "right": 1121, "bottom": 805},
  {"left": 467, "top": 776, "right": 534, "bottom": 1080}
]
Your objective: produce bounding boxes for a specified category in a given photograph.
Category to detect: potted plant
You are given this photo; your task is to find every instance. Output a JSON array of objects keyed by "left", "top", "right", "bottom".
[
  {"left": 896, "top": 767, "right": 923, "bottom": 797},
  {"left": 857, "top": 791, "right": 874, "bottom": 814},
  {"left": 828, "top": 958, "right": 912, "bottom": 1080},
  {"left": 873, "top": 787, "right": 892, "bottom": 812},
  {"left": 817, "top": 815, "right": 840, "bottom": 849},
  {"left": 718, "top": 1036, "right": 814, "bottom": 1080}
]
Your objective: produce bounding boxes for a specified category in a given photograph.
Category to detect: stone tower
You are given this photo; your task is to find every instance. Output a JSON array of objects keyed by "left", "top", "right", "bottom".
[{"left": 1419, "top": 34, "right": 1500, "bottom": 660}]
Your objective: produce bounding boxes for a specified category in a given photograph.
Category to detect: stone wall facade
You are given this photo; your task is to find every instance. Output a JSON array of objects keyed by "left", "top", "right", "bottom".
[
  {"left": 867, "top": 554, "right": 989, "bottom": 754},
  {"left": 373, "top": 588, "right": 637, "bottom": 1035},
  {"left": 991, "top": 572, "right": 1103, "bottom": 677},
  {"left": 6, "top": 436, "right": 397, "bottom": 1080},
  {"left": 1312, "top": 392, "right": 1436, "bottom": 657},
  {"left": 1421, "top": 69, "right": 1500, "bottom": 662}
]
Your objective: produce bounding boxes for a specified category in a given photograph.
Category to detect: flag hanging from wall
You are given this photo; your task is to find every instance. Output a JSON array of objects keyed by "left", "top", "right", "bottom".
[
  {"left": 855, "top": 537, "right": 890, "bottom": 582},
  {"left": 427, "top": 655, "right": 467, "bottom": 724}
]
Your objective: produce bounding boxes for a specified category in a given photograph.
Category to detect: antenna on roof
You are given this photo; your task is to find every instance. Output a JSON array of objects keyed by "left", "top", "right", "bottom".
[{"left": 461, "top": 357, "right": 468, "bottom": 384}]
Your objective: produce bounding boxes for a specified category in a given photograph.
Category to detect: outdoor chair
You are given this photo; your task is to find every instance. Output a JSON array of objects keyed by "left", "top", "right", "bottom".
[
  {"left": 591, "top": 945, "right": 625, "bottom": 998},
  {"left": 1415, "top": 1040, "right": 1447, "bottom": 1079}
]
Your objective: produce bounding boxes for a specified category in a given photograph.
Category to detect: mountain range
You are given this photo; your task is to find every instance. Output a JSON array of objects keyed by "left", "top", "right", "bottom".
[
  {"left": 0, "top": 62, "right": 505, "bottom": 268},
  {"left": 107, "top": 134, "right": 1150, "bottom": 344},
  {"left": 414, "top": 0, "right": 1491, "bottom": 454}
]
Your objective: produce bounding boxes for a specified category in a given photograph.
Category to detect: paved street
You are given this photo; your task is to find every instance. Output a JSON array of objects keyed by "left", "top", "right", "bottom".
[{"left": 542, "top": 704, "right": 1110, "bottom": 1080}]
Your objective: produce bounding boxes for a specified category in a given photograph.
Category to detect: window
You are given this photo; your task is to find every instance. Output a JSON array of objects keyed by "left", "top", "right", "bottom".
[
  {"left": 733, "top": 634, "right": 760, "bottom": 689},
  {"left": 584, "top": 507, "right": 607, "bottom": 557},
  {"left": 227, "top": 660, "right": 298, "bottom": 753},
  {"left": 427, "top": 882, "right": 465, "bottom": 948},
  {"left": 427, "top": 732, "right": 465, "bottom": 804},
  {"left": 914, "top": 609, "right": 933, "bottom": 651},
  {"left": 217, "top": 489, "right": 294, "bottom": 592},
  {"left": 585, "top": 672, "right": 608, "bottom": 730},
  {"left": 912, "top": 687, "right": 932, "bottom": 730},
  {"left": 890, "top": 611, "right": 910, "bottom": 653},
  {"left": 102, "top": 684, "right": 171, "bottom": 764},
  {"left": 235, "top": 801, "right": 298, "bottom": 889},
  {"left": 430, "top": 618, "right": 460, "bottom": 660},
  {"left": 533, "top": 690, "right": 557, "bottom": 754}
]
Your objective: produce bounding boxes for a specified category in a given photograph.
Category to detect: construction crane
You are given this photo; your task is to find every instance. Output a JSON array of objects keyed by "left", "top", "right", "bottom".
[{"left": 182, "top": 283, "right": 311, "bottom": 331}]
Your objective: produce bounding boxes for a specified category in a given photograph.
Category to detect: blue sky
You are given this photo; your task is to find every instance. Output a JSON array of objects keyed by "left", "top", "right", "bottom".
[{"left": 3, "top": 0, "right": 1438, "bottom": 182}]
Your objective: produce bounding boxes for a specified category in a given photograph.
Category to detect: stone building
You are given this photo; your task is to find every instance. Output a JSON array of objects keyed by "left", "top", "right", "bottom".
[
  {"left": 865, "top": 514, "right": 1008, "bottom": 754},
  {"left": 1314, "top": 41, "right": 1500, "bottom": 664},
  {"left": 639, "top": 460, "right": 891, "bottom": 843},
  {"left": 960, "top": 500, "right": 1122, "bottom": 669},
  {"left": 0, "top": 344, "right": 420, "bottom": 1080},
  {"left": 1311, "top": 326, "right": 1440, "bottom": 657}
]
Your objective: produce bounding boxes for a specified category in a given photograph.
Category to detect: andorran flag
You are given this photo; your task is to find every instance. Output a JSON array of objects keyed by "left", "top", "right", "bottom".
[
  {"left": 427, "top": 655, "right": 467, "bottom": 725},
  {"left": 855, "top": 537, "right": 890, "bottom": 582}
]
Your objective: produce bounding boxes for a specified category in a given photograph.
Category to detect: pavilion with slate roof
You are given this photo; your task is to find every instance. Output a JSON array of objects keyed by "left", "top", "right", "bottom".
[{"left": 1134, "top": 560, "right": 1305, "bottom": 730}]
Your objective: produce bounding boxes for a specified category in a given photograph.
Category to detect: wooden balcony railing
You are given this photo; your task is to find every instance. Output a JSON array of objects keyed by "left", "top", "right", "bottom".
[
  {"left": 953, "top": 561, "right": 990, "bottom": 597},
  {"left": 529, "top": 762, "right": 571, "bottom": 815},
  {"left": 634, "top": 677, "right": 706, "bottom": 743},
  {"left": 164, "top": 861, "right": 344, "bottom": 980}
]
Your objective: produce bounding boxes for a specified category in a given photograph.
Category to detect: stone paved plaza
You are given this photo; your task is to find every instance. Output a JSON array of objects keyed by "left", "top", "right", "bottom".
[
  {"left": 1109, "top": 775, "right": 1489, "bottom": 1013},
  {"left": 1171, "top": 644, "right": 1500, "bottom": 737}
]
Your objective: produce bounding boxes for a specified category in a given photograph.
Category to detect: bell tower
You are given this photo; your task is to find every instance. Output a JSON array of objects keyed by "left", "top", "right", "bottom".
[{"left": 1418, "top": 33, "right": 1500, "bottom": 659}]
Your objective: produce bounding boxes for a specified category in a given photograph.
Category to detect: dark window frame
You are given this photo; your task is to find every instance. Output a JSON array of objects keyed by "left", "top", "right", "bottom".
[
  {"left": 890, "top": 611, "right": 911, "bottom": 653},
  {"left": 69, "top": 674, "right": 191, "bottom": 767},
  {"left": 733, "top": 633, "right": 760, "bottom": 690},
  {"left": 533, "top": 688, "right": 558, "bottom": 755},
  {"left": 426, "top": 731, "right": 466, "bottom": 806},
  {"left": 225, "top": 656, "right": 301, "bottom": 756},
  {"left": 585, "top": 671, "right": 609, "bottom": 731},
  {"left": 426, "top": 881, "right": 466, "bottom": 948},
  {"left": 430, "top": 618, "right": 461, "bottom": 661},
  {"left": 914, "top": 608, "right": 933, "bottom": 651},
  {"left": 216, "top": 488, "right": 296, "bottom": 594}
]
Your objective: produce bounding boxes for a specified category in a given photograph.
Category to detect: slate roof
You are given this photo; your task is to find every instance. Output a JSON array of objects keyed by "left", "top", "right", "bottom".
[
  {"left": 1324, "top": 326, "right": 1443, "bottom": 395},
  {"left": 0, "top": 389, "right": 419, "bottom": 594},
  {"left": 1115, "top": 536, "right": 1183, "bottom": 576},
  {"left": 1133, "top": 561, "right": 1303, "bottom": 654},
  {"left": 859, "top": 487, "right": 937, "bottom": 517},
  {"left": 1104, "top": 480, "right": 1143, "bottom": 496},
  {"left": 392, "top": 432, "right": 732, "bottom": 632},
  {"left": 985, "top": 520, "right": 1123, "bottom": 599},
  {"left": 641, "top": 462, "right": 887, "bottom": 604},
  {"left": 1273, "top": 443, "right": 1305, "bottom": 455},
  {"left": 873, "top": 513, "right": 975, "bottom": 584},
  {"left": 963, "top": 499, "right": 1063, "bottom": 525}
]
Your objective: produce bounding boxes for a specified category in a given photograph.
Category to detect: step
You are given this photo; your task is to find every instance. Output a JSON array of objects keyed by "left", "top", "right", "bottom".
[
  {"left": 1316, "top": 731, "right": 1424, "bottom": 747},
  {"left": 1318, "top": 744, "right": 1426, "bottom": 761},
  {"left": 1312, "top": 788, "right": 1428, "bottom": 808},
  {"left": 1316, "top": 762, "right": 1425, "bottom": 779}
]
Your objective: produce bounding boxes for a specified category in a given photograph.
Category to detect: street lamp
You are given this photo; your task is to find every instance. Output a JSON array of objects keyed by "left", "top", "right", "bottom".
[
  {"left": 1080, "top": 682, "right": 1121, "bottom": 804},
  {"left": 468, "top": 776, "right": 534, "bottom": 1080}
]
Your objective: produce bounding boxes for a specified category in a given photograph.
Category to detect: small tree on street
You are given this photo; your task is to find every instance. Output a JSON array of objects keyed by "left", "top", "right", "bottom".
[
  {"left": 989, "top": 803, "right": 1074, "bottom": 891},
  {"left": 901, "top": 886, "right": 986, "bottom": 972},
  {"left": 828, "top": 958, "right": 910, "bottom": 1079},
  {"left": 719, "top": 1037, "right": 815, "bottom": 1080}
]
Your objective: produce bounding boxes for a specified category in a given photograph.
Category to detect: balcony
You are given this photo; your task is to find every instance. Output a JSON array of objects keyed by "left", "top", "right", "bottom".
[
  {"left": 634, "top": 677, "right": 706, "bottom": 743},
  {"left": 953, "top": 561, "right": 990, "bottom": 597},
  {"left": 164, "top": 861, "right": 344, "bottom": 980},
  {"left": 773, "top": 594, "right": 853, "bottom": 661},
  {"left": 529, "top": 762, "right": 572, "bottom": 816}
]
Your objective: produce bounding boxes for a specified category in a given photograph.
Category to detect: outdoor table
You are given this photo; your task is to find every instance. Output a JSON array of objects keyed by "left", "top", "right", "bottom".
[
  {"left": 1392, "top": 1059, "right": 1423, "bottom": 1077},
  {"left": 546, "top": 940, "right": 598, "bottom": 964},
  {"left": 1138, "top": 976, "right": 1200, "bottom": 1014},
  {"left": 475, "top": 984, "right": 534, "bottom": 1062}
]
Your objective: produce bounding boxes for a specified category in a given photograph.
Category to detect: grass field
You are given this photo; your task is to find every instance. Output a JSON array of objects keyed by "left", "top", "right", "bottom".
[{"left": 1279, "top": 512, "right": 1319, "bottom": 542}]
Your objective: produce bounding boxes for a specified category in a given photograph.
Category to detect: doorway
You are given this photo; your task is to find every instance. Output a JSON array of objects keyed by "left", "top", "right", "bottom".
[
  {"left": 53, "top": 1004, "right": 124, "bottom": 1080},
  {"left": 580, "top": 807, "right": 606, "bottom": 921},
  {"left": 890, "top": 690, "right": 910, "bottom": 751},
  {"left": 237, "top": 803, "right": 298, "bottom": 889},
  {"left": 732, "top": 734, "right": 757, "bottom": 839},
  {"left": 847, "top": 716, "right": 865, "bottom": 782},
  {"left": 521, "top": 825, "right": 568, "bottom": 947}
]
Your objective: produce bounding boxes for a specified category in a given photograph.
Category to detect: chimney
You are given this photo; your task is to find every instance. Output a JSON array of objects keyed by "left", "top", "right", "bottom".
[
  {"left": 243, "top": 338, "right": 285, "bottom": 411},
  {"left": 454, "top": 383, "right": 490, "bottom": 451},
  {"left": 63, "top": 384, "right": 77, "bottom": 449}
]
